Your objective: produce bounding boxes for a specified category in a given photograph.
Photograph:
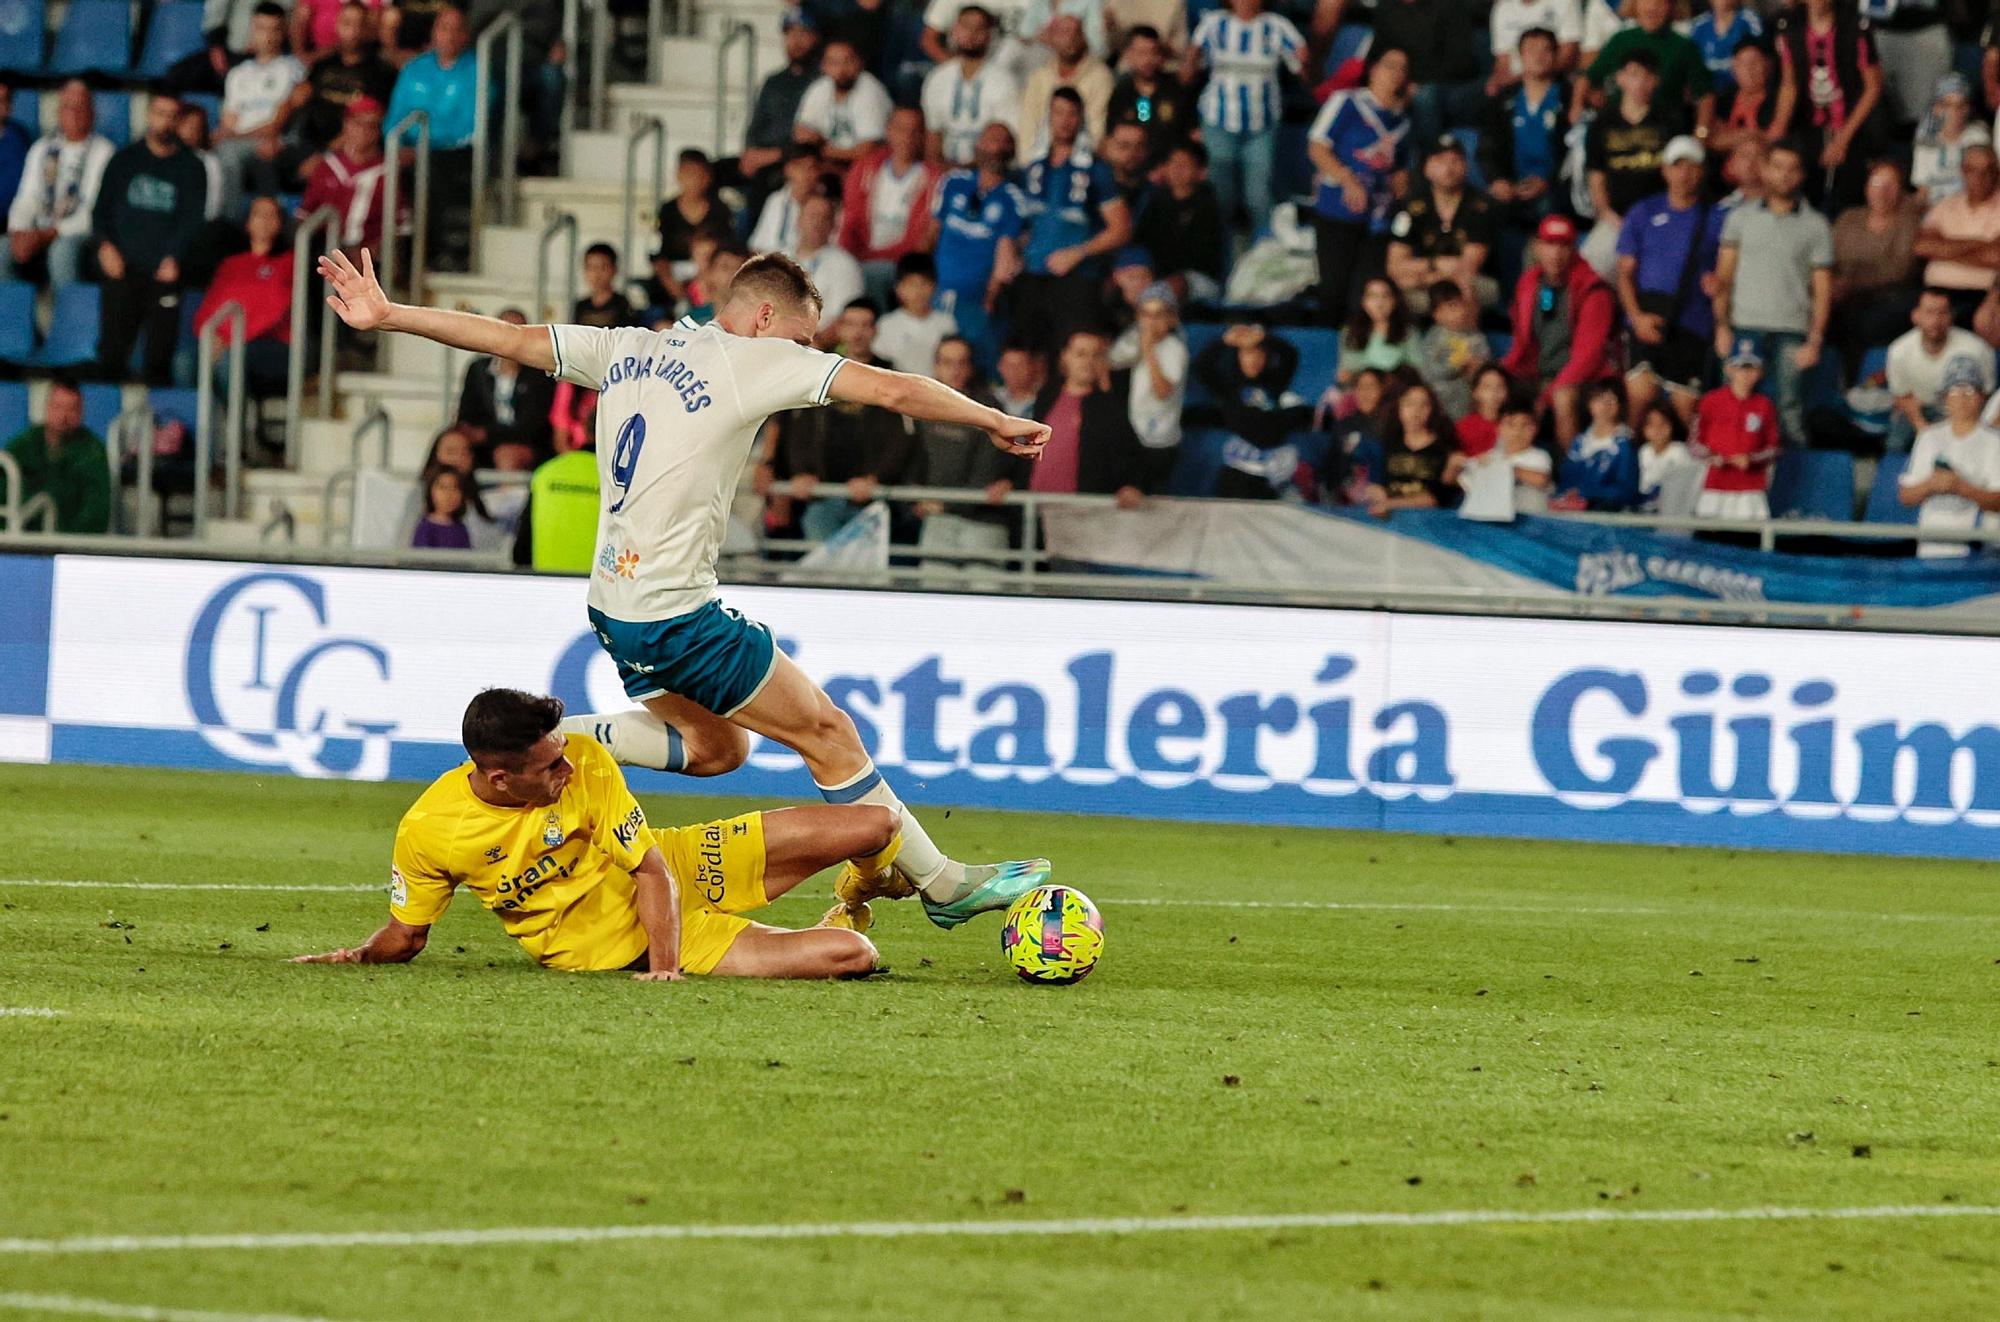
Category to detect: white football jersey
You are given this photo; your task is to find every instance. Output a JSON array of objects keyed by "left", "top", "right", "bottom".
[{"left": 547, "top": 319, "right": 847, "bottom": 622}]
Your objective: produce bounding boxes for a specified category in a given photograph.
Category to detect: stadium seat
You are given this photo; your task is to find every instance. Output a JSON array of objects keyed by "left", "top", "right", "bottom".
[
  {"left": 0, "top": 282, "right": 35, "bottom": 364},
  {"left": 148, "top": 386, "right": 200, "bottom": 430},
  {"left": 1450, "top": 128, "right": 1486, "bottom": 190},
  {"left": 182, "top": 91, "right": 222, "bottom": 130},
  {"left": 1288, "top": 328, "right": 1341, "bottom": 402},
  {"left": 94, "top": 91, "right": 132, "bottom": 148},
  {"left": 136, "top": 0, "right": 206, "bottom": 79},
  {"left": 49, "top": 0, "right": 133, "bottom": 77},
  {"left": 81, "top": 383, "right": 124, "bottom": 440},
  {"left": 10, "top": 89, "right": 38, "bottom": 137},
  {"left": 1864, "top": 453, "right": 1921, "bottom": 525},
  {"left": 0, "top": 0, "right": 44, "bottom": 74},
  {"left": 1768, "top": 449, "right": 1855, "bottom": 521},
  {"left": 28, "top": 283, "right": 102, "bottom": 369},
  {"left": 0, "top": 380, "right": 26, "bottom": 442}
]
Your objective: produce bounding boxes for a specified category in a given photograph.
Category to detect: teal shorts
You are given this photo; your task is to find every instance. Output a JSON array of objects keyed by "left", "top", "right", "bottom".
[{"left": 587, "top": 600, "right": 778, "bottom": 717}]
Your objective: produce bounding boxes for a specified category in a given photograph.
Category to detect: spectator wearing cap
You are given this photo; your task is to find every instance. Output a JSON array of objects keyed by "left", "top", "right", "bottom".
[
  {"left": 1308, "top": 46, "right": 1414, "bottom": 327},
  {"left": 279, "top": 1, "right": 398, "bottom": 172},
  {"left": 1830, "top": 158, "right": 1923, "bottom": 375},
  {"left": 297, "top": 95, "right": 395, "bottom": 255},
  {"left": 1386, "top": 135, "right": 1499, "bottom": 314},
  {"left": 1479, "top": 29, "right": 1569, "bottom": 228},
  {"left": 1019, "top": 17, "right": 1115, "bottom": 158},
  {"left": 1181, "top": 0, "right": 1304, "bottom": 239},
  {"left": 1617, "top": 135, "right": 1727, "bottom": 424},
  {"left": 93, "top": 92, "right": 210, "bottom": 386},
  {"left": 1108, "top": 281, "right": 1187, "bottom": 466},
  {"left": 1013, "top": 88, "right": 1132, "bottom": 354},
  {"left": 1711, "top": 140, "right": 1832, "bottom": 446},
  {"left": 1581, "top": 0, "right": 1713, "bottom": 134},
  {"left": 4, "top": 80, "right": 114, "bottom": 290},
  {"left": 1771, "top": 0, "right": 1882, "bottom": 212},
  {"left": 1910, "top": 76, "right": 1986, "bottom": 207},
  {"left": 1885, "top": 288, "right": 1996, "bottom": 454},
  {"left": 385, "top": 2, "right": 482, "bottom": 271},
  {"left": 927, "top": 122, "right": 1028, "bottom": 370},
  {"left": 840, "top": 107, "right": 941, "bottom": 308},
  {"left": 1900, "top": 355, "right": 2000, "bottom": 557},
  {"left": 749, "top": 142, "right": 828, "bottom": 255},
  {"left": 1691, "top": 335, "right": 1780, "bottom": 521},
  {"left": 789, "top": 195, "right": 867, "bottom": 339},
  {"left": 1916, "top": 145, "right": 2000, "bottom": 323},
  {"left": 739, "top": 15, "right": 822, "bottom": 189},
  {"left": 1582, "top": 47, "right": 1685, "bottom": 279},
  {"left": 1370, "top": 0, "right": 1484, "bottom": 149},
  {"left": 1101, "top": 246, "right": 1157, "bottom": 340},
  {"left": 1132, "top": 140, "right": 1226, "bottom": 302},
  {"left": 794, "top": 39, "right": 894, "bottom": 170},
  {"left": 1500, "top": 214, "right": 1619, "bottom": 443},
  {"left": 1105, "top": 25, "right": 1194, "bottom": 169},
  {"left": 920, "top": 6, "right": 1021, "bottom": 168}
]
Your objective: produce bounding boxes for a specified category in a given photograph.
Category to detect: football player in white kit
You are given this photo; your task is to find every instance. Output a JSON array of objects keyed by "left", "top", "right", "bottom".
[{"left": 318, "top": 247, "right": 1054, "bottom": 932}]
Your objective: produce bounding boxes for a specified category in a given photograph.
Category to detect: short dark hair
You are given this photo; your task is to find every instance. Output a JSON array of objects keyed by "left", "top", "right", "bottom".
[
  {"left": 584, "top": 242, "right": 618, "bottom": 265},
  {"left": 711, "top": 237, "right": 751, "bottom": 262},
  {"left": 1426, "top": 279, "right": 1464, "bottom": 310},
  {"left": 252, "top": 1, "right": 286, "bottom": 19},
  {"left": 998, "top": 338, "right": 1042, "bottom": 361},
  {"left": 1918, "top": 286, "right": 1955, "bottom": 305},
  {"left": 677, "top": 147, "right": 713, "bottom": 170},
  {"left": 46, "top": 375, "right": 82, "bottom": 400},
  {"left": 1618, "top": 46, "right": 1661, "bottom": 72},
  {"left": 1169, "top": 139, "right": 1209, "bottom": 168},
  {"left": 1050, "top": 86, "right": 1085, "bottom": 112},
  {"left": 1767, "top": 137, "right": 1806, "bottom": 165},
  {"left": 1124, "top": 23, "right": 1161, "bottom": 44},
  {"left": 1498, "top": 399, "right": 1537, "bottom": 423},
  {"left": 462, "top": 689, "right": 565, "bottom": 764},
  {"left": 958, "top": 4, "right": 997, "bottom": 23},
  {"left": 895, "top": 250, "right": 938, "bottom": 282},
  {"left": 782, "top": 140, "right": 822, "bottom": 165},
  {"left": 1586, "top": 377, "right": 1626, "bottom": 406},
  {"left": 842, "top": 296, "right": 880, "bottom": 320},
  {"left": 729, "top": 251, "right": 824, "bottom": 321},
  {"left": 936, "top": 334, "right": 973, "bottom": 360},
  {"left": 1517, "top": 26, "right": 1557, "bottom": 50}
]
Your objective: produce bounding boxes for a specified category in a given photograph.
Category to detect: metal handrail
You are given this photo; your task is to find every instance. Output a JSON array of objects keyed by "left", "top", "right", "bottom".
[
  {"left": 647, "top": 0, "right": 667, "bottom": 83},
  {"left": 1555, "top": 507, "right": 1966, "bottom": 552},
  {"left": 472, "top": 11, "right": 525, "bottom": 242},
  {"left": 536, "top": 212, "right": 580, "bottom": 323},
  {"left": 261, "top": 499, "right": 296, "bottom": 543},
  {"left": 115, "top": 403, "right": 157, "bottom": 537},
  {"left": 380, "top": 109, "right": 432, "bottom": 304},
  {"left": 321, "top": 461, "right": 530, "bottom": 551},
  {"left": 0, "top": 451, "right": 23, "bottom": 530},
  {"left": 715, "top": 22, "right": 756, "bottom": 156},
  {"left": 102, "top": 404, "right": 135, "bottom": 535},
  {"left": 588, "top": 0, "right": 610, "bottom": 131},
  {"left": 195, "top": 300, "right": 248, "bottom": 523},
  {"left": 351, "top": 401, "right": 393, "bottom": 469},
  {"left": 560, "top": 0, "right": 580, "bottom": 141},
  {"left": 286, "top": 206, "right": 341, "bottom": 470},
  {"left": 621, "top": 118, "right": 664, "bottom": 287}
]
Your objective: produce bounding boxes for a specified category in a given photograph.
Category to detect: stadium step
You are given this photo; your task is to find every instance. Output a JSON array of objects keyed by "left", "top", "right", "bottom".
[
  {"left": 692, "top": 2, "right": 783, "bottom": 45},
  {"left": 605, "top": 83, "right": 751, "bottom": 151},
  {"left": 659, "top": 33, "right": 779, "bottom": 92}
]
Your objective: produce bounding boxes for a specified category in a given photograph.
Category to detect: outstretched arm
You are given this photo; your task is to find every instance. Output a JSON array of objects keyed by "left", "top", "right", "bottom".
[
  {"left": 318, "top": 248, "right": 558, "bottom": 373},
  {"left": 629, "top": 846, "right": 684, "bottom": 983},
  {"left": 830, "top": 360, "right": 1050, "bottom": 457},
  {"left": 291, "top": 917, "right": 430, "bottom": 965}
]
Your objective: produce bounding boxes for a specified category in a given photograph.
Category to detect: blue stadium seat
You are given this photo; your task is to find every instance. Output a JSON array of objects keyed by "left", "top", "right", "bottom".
[
  {"left": 182, "top": 91, "right": 222, "bottom": 130},
  {"left": 0, "top": 281, "right": 35, "bottom": 364},
  {"left": 1288, "top": 328, "right": 1342, "bottom": 401},
  {"left": 49, "top": 0, "right": 133, "bottom": 77},
  {"left": 1450, "top": 128, "right": 1486, "bottom": 190},
  {"left": 1864, "top": 453, "right": 1921, "bottom": 525},
  {"left": 28, "top": 283, "right": 102, "bottom": 369},
  {"left": 0, "top": 381, "right": 26, "bottom": 442},
  {"left": 10, "top": 89, "right": 38, "bottom": 137},
  {"left": 81, "top": 384, "right": 124, "bottom": 441},
  {"left": 94, "top": 91, "right": 132, "bottom": 148},
  {"left": 136, "top": 0, "right": 206, "bottom": 79},
  {"left": 1768, "top": 449, "right": 1854, "bottom": 521},
  {"left": 0, "top": 0, "right": 44, "bottom": 74},
  {"left": 148, "top": 386, "right": 200, "bottom": 431}
]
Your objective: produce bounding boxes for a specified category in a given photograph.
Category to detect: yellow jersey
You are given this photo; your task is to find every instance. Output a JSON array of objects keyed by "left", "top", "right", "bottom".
[{"left": 389, "top": 734, "right": 654, "bottom": 972}]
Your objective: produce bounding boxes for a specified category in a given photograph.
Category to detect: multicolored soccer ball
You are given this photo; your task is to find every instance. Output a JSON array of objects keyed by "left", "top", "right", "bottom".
[{"left": 1000, "top": 885, "right": 1104, "bottom": 985}]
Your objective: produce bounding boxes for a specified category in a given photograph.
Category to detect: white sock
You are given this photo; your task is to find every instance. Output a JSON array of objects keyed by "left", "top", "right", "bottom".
[
  {"left": 560, "top": 712, "right": 685, "bottom": 773},
  {"left": 816, "top": 762, "right": 965, "bottom": 900}
]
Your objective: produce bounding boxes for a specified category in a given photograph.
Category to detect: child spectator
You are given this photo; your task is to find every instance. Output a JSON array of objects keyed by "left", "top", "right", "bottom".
[
  {"left": 573, "top": 243, "right": 639, "bottom": 329},
  {"left": 1688, "top": 0, "right": 1764, "bottom": 93},
  {"left": 1320, "top": 366, "right": 1390, "bottom": 504},
  {"left": 1337, "top": 278, "right": 1422, "bottom": 386},
  {"left": 650, "top": 149, "right": 737, "bottom": 312},
  {"left": 215, "top": 3, "right": 306, "bottom": 219},
  {"left": 1556, "top": 379, "right": 1641, "bottom": 510},
  {"left": 1899, "top": 356, "right": 2000, "bottom": 558},
  {"left": 1635, "top": 400, "right": 1699, "bottom": 511},
  {"left": 1692, "top": 336, "right": 1781, "bottom": 521},
  {"left": 874, "top": 252, "right": 957, "bottom": 373},
  {"left": 1368, "top": 383, "right": 1458, "bottom": 516},
  {"left": 1112, "top": 282, "right": 1187, "bottom": 460},
  {"left": 1132, "top": 140, "right": 1227, "bottom": 302},
  {"left": 1455, "top": 364, "right": 1515, "bottom": 459},
  {"left": 411, "top": 463, "right": 474, "bottom": 550},
  {"left": 1458, "top": 399, "right": 1553, "bottom": 517},
  {"left": 1418, "top": 282, "right": 1491, "bottom": 421}
]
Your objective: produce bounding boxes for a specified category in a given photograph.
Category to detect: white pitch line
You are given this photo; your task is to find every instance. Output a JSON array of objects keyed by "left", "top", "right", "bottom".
[
  {"left": 0, "top": 1008, "right": 61, "bottom": 1017},
  {"left": 0, "top": 880, "right": 378, "bottom": 894},
  {"left": 2, "top": 1204, "right": 1996, "bottom": 1257},
  {"left": 0, "top": 1293, "right": 347, "bottom": 1322},
  {"left": 1105, "top": 897, "right": 1673, "bottom": 917}
]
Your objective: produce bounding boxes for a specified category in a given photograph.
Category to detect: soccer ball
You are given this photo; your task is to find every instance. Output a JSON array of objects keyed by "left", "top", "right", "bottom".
[{"left": 1000, "top": 885, "right": 1104, "bottom": 985}]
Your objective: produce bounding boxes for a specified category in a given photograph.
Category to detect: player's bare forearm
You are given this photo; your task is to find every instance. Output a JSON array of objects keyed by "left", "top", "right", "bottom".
[
  {"left": 630, "top": 847, "right": 684, "bottom": 982},
  {"left": 381, "top": 303, "right": 558, "bottom": 373},
  {"left": 831, "top": 362, "right": 1049, "bottom": 455},
  {"left": 291, "top": 918, "right": 429, "bottom": 965}
]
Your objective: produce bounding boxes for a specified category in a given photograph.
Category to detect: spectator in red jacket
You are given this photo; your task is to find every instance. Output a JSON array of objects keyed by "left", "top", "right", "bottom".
[
  {"left": 1500, "top": 213, "right": 1619, "bottom": 444},
  {"left": 1691, "top": 334, "right": 1781, "bottom": 522},
  {"left": 194, "top": 195, "right": 294, "bottom": 400},
  {"left": 296, "top": 94, "right": 394, "bottom": 257},
  {"left": 839, "top": 106, "right": 940, "bottom": 310}
]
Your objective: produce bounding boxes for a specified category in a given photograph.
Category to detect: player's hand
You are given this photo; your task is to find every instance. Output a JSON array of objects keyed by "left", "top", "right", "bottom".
[
  {"left": 319, "top": 246, "right": 393, "bottom": 332},
  {"left": 290, "top": 948, "right": 361, "bottom": 964},
  {"left": 988, "top": 414, "right": 1049, "bottom": 457},
  {"left": 633, "top": 969, "right": 684, "bottom": 982}
]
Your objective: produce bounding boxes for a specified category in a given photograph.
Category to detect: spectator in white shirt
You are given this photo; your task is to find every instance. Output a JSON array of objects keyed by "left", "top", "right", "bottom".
[
  {"left": 1108, "top": 281, "right": 1187, "bottom": 460},
  {"left": 4, "top": 80, "right": 114, "bottom": 289},
  {"left": 794, "top": 39, "right": 894, "bottom": 168},
  {"left": 1488, "top": 0, "right": 1582, "bottom": 90},
  {"left": 1886, "top": 287, "right": 1997, "bottom": 452},
  {"left": 920, "top": 5, "right": 1022, "bottom": 167},
  {"left": 215, "top": 2, "right": 306, "bottom": 219},
  {"left": 874, "top": 252, "right": 959, "bottom": 373},
  {"left": 1899, "top": 356, "right": 2000, "bottom": 557},
  {"left": 1021, "top": 0, "right": 1111, "bottom": 61},
  {"left": 789, "top": 192, "right": 866, "bottom": 338},
  {"left": 922, "top": 0, "right": 1037, "bottom": 83},
  {"left": 749, "top": 142, "right": 828, "bottom": 254}
]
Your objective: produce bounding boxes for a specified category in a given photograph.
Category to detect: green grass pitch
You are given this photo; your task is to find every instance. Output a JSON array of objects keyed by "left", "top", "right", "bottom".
[{"left": 3, "top": 762, "right": 1999, "bottom": 1320}]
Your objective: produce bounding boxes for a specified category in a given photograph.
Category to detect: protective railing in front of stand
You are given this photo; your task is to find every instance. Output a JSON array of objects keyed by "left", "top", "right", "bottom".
[
  {"left": 472, "top": 12, "right": 525, "bottom": 245},
  {"left": 715, "top": 22, "right": 757, "bottom": 156},
  {"left": 285, "top": 204, "right": 344, "bottom": 469},
  {"left": 378, "top": 110, "right": 431, "bottom": 305},
  {"left": 194, "top": 300, "right": 247, "bottom": 533},
  {"left": 622, "top": 118, "right": 664, "bottom": 291},
  {"left": 0, "top": 452, "right": 54, "bottom": 532},
  {"left": 1555, "top": 508, "right": 1950, "bottom": 552},
  {"left": 537, "top": 213, "right": 580, "bottom": 325},
  {"left": 586, "top": 0, "right": 679, "bottom": 131},
  {"left": 319, "top": 401, "right": 394, "bottom": 546}
]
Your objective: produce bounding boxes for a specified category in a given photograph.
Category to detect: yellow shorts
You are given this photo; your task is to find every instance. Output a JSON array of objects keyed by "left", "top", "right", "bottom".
[{"left": 653, "top": 813, "right": 768, "bottom": 975}]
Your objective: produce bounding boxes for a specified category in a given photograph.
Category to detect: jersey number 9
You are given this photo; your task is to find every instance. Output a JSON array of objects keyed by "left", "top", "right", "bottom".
[{"left": 608, "top": 414, "right": 647, "bottom": 514}]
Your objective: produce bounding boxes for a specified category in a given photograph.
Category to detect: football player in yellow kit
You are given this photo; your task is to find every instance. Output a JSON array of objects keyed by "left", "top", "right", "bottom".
[{"left": 291, "top": 689, "right": 899, "bottom": 979}]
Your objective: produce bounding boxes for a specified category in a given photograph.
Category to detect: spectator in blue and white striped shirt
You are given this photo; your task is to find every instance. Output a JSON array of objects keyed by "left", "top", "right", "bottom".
[{"left": 1183, "top": 0, "right": 1306, "bottom": 240}]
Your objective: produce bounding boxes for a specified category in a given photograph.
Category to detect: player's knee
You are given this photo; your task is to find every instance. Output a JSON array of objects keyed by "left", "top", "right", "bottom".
[
  {"left": 827, "top": 931, "right": 878, "bottom": 978},
  {"left": 854, "top": 804, "right": 898, "bottom": 855},
  {"left": 801, "top": 698, "right": 860, "bottom": 762},
  {"left": 683, "top": 722, "right": 750, "bottom": 777}
]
